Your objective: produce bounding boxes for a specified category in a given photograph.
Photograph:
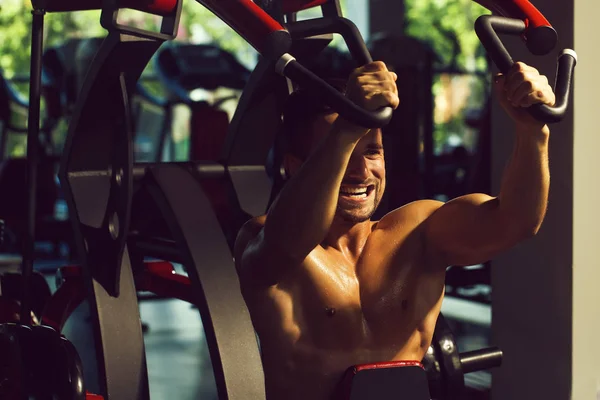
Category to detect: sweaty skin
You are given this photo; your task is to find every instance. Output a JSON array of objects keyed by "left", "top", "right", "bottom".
[{"left": 234, "top": 61, "right": 554, "bottom": 400}]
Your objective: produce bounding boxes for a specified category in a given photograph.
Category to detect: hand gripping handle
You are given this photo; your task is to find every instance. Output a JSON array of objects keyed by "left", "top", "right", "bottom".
[
  {"left": 475, "top": 15, "right": 577, "bottom": 124},
  {"left": 277, "top": 17, "right": 393, "bottom": 128}
]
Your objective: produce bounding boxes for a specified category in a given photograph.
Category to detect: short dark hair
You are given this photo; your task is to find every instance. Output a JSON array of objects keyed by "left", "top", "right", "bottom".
[{"left": 280, "top": 79, "right": 347, "bottom": 159}]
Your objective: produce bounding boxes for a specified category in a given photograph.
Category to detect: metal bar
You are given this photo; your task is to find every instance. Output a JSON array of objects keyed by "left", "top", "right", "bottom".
[
  {"left": 460, "top": 347, "right": 503, "bottom": 374},
  {"left": 21, "top": 7, "right": 45, "bottom": 326},
  {"left": 133, "top": 162, "right": 227, "bottom": 182}
]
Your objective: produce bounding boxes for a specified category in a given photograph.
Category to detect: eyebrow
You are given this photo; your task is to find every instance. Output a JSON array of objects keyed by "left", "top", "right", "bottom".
[{"left": 366, "top": 143, "right": 384, "bottom": 151}]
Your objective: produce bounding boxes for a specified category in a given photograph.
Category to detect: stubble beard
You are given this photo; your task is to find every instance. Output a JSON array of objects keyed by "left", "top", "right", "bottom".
[{"left": 335, "top": 184, "right": 382, "bottom": 224}]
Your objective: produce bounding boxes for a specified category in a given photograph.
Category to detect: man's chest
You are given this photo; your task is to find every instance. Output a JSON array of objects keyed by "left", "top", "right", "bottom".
[{"left": 275, "top": 244, "right": 427, "bottom": 347}]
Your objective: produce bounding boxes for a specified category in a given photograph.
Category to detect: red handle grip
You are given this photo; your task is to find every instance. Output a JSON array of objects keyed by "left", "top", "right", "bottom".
[
  {"left": 197, "top": 0, "right": 285, "bottom": 52},
  {"left": 37, "top": 0, "right": 177, "bottom": 16},
  {"left": 473, "top": 0, "right": 557, "bottom": 55},
  {"left": 473, "top": 0, "right": 551, "bottom": 28}
]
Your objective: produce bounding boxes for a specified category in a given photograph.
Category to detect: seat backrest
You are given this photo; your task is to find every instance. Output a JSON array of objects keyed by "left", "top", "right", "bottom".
[{"left": 189, "top": 102, "right": 230, "bottom": 162}]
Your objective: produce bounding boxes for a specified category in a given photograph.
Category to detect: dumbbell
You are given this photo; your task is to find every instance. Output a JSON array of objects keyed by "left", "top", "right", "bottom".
[{"left": 423, "top": 314, "right": 502, "bottom": 400}]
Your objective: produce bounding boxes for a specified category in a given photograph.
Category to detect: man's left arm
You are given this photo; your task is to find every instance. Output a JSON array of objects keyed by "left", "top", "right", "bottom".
[{"left": 424, "top": 62, "right": 554, "bottom": 267}]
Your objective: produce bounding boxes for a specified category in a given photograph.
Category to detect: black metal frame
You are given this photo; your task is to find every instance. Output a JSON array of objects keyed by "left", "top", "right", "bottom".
[
  {"left": 57, "top": 0, "right": 183, "bottom": 392},
  {"left": 130, "top": 164, "right": 265, "bottom": 399}
]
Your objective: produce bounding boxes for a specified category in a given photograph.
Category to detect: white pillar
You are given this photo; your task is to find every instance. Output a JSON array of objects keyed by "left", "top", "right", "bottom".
[
  {"left": 491, "top": 0, "right": 600, "bottom": 399},
  {"left": 572, "top": 1, "right": 600, "bottom": 399}
]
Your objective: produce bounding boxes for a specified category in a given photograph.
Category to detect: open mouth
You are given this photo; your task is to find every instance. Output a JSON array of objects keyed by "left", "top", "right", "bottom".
[{"left": 339, "top": 184, "right": 375, "bottom": 201}]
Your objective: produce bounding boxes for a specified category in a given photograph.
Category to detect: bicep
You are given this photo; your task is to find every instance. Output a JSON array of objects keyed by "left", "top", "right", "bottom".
[{"left": 424, "top": 194, "right": 525, "bottom": 266}]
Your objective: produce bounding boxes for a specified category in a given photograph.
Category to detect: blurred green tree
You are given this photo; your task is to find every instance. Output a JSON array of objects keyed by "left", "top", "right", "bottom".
[
  {"left": 405, "top": 0, "right": 488, "bottom": 72},
  {"left": 405, "top": 0, "right": 491, "bottom": 154},
  {"left": 0, "top": 0, "right": 490, "bottom": 156}
]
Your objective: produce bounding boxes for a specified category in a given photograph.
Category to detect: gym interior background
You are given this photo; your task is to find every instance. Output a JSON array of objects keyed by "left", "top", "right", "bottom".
[{"left": 0, "top": 0, "right": 597, "bottom": 399}]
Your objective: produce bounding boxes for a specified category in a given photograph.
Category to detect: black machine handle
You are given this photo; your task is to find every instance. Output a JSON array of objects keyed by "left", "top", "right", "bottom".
[
  {"left": 475, "top": 15, "right": 577, "bottom": 124},
  {"left": 460, "top": 346, "right": 503, "bottom": 374},
  {"left": 276, "top": 17, "right": 393, "bottom": 128}
]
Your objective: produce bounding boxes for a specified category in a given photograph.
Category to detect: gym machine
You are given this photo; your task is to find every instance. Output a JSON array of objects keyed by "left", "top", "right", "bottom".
[
  {"left": 149, "top": 42, "right": 251, "bottom": 162},
  {"left": 0, "top": 0, "right": 575, "bottom": 399}
]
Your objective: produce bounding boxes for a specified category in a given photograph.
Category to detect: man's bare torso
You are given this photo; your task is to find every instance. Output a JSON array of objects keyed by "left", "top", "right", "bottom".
[{"left": 238, "top": 202, "right": 448, "bottom": 400}]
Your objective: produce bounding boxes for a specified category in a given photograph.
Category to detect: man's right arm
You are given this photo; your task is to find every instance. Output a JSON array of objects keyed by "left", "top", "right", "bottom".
[{"left": 235, "top": 124, "right": 365, "bottom": 287}]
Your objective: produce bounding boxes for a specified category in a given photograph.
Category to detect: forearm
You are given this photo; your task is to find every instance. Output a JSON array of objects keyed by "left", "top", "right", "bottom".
[
  {"left": 264, "top": 122, "right": 363, "bottom": 258},
  {"left": 497, "top": 124, "right": 550, "bottom": 234}
]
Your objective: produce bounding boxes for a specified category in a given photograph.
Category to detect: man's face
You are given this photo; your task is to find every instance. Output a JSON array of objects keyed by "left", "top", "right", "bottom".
[{"left": 294, "top": 113, "right": 387, "bottom": 224}]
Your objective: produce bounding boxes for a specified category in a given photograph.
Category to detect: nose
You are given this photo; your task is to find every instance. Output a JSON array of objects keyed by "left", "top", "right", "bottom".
[{"left": 345, "top": 153, "right": 369, "bottom": 180}]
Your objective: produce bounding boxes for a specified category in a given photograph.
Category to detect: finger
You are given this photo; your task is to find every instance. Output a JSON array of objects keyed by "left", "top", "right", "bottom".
[
  {"left": 516, "top": 91, "right": 546, "bottom": 107},
  {"left": 365, "top": 90, "right": 400, "bottom": 110},
  {"left": 504, "top": 62, "right": 541, "bottom": 93},
  {"left": 391, "top": 71, "right": 398, "bottom": 81},
  {"left": 362, "top": 60, "right": 388, "bottom": 72},
  {"left": 505, "top": 62, "right": 536, "bottom": 82},
  {"left": 505, "top": 70, "right": 540, "bottom": 103},
  {"left": 508, "top": 79, "right": 535, "bottom": 106},
  {"left": 494, "top": 73, "right": 505, "bottom": 89},
  {"left": 356, "top": 77, "right": 398, "bottom": 100},
  {"left": 511, "top": 75, "right": 553, "bottom": 107},
  {"left": 493, "top": 74, "right": 511, "bottom": 108},
  {"left": 357, "top": 71, "right": 396, "bottom": 85},
  {"left": 526, "top": 85, "right": 555, "bottom": 107},
  {"left": 494, "top": 75, "right": 526, "bottom": 120},
  {"left": 370, "top": 70, "right": 397, "bottom": 84},
  {"left": 503, "top": 68, "right": 526, "bottom": 100}
]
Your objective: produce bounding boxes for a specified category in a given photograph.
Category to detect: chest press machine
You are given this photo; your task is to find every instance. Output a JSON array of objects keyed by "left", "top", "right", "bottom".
[{"left": 0, "top": 0, "right": 575, "bottom": 399}]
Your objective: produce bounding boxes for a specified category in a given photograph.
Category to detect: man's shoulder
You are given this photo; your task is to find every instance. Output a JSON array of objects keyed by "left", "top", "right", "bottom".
[
  {"left": 240, "top": 215, "right": 267, "bottom": 233},
  {"left": 235, "top": 215, "right": 267, "bottom": 256},
  {"left": 375, "top": 199, "right": 445, "bottom": 231}
]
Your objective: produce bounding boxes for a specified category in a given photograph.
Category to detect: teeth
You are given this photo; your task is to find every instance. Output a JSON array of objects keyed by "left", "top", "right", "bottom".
[
  {"left": 340, "top": 187, "right": 368, "bottom": 195},
  {"left": 345, "top": 193, "right": 367, "bottom": 197},
  {"left": 340, "top": 186, "right": 369, "bottom": 198}
]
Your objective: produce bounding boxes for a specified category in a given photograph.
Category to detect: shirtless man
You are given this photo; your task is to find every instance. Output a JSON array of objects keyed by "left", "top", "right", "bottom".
[{"left": 234, "top": 60, "right": 555, "bottom": 400}]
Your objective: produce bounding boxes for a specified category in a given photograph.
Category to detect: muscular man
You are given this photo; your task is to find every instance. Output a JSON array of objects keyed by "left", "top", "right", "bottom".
[{"left": 234, "top": 60, "right": 554, "bottom": 400}]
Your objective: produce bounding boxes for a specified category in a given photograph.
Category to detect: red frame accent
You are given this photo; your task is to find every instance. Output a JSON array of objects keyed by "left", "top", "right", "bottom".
[
  {"left": 43, "top": 0, "right": 176, "bottom": 16},
  {"left": 334, "top": 360, "right": 425, "bottom": 400},
  {"left": 473, "top": 0, "right": 552, "bottom": 30},
  {"left": 198, "top": 0, "right": 285, "bottom": 52},
  {"left": 40, "top": 262, "right": 194, "bottom": 332},
  {"left": 353, "top": 360, "right": 424, "bottom": 372},
  {"left": 281, "top": 0, "right": 328, "bottom": 14},
  {"left": 41, "top": 267, "right": 86, "bottom": 332},
  {"left": 136, "top": 261, "right": 195, "bottom": 304}
]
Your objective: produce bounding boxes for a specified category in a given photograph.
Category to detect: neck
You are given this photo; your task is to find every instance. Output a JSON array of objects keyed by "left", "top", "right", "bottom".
[{"left": 323, "top": 217, "right": 374, "bottom": 263}]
